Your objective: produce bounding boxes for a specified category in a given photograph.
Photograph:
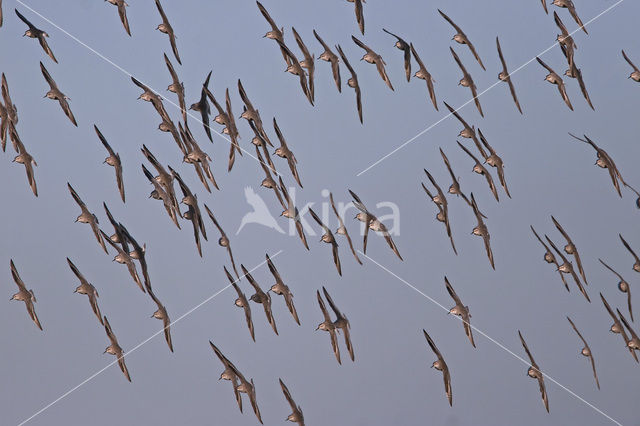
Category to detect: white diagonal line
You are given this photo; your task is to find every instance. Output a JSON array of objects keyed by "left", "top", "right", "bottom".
[
  {"left": 17, "top": 251, "right": 283, "bottom": 426},
  {"left": 358, "top": 251, "right": 622, "bottom": 426},
  {"left": 15, "top": 0, "right": 281, "bottom": 177},
  {"left": 356, "top": 0, "right": 625, "bottom": 177}
]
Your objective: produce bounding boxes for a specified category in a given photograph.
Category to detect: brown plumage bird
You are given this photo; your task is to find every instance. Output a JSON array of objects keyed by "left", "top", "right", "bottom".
[{"left": 9, "top": 260, "right": 42, "bottom": 330}]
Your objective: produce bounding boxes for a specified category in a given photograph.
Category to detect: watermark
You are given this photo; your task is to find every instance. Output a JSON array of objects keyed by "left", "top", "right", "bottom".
[{"left": 236, "top": 187, "right": 400, "bottom": 238}]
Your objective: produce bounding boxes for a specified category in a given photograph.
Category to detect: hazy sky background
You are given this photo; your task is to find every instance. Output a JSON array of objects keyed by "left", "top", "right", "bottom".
[{"left": 1, "top": 0, "right": 640, "bottom": 425}]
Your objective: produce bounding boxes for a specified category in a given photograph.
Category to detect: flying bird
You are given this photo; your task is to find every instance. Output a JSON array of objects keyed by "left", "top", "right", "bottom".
[
  {"left": 601, "top": 293, "right": 638, "bottom": 362},
  {"left": 105, "top": 0, "right": 131, "bottom": 36},
  {"left": 478, "top": 129, "right": 511, "bottom": 198},
  {"left": 15, "top": 9, "right": 57, "bottom": 63},
  {"left": 352, "top": 35, "right": 394, "bottom": 91},
  {"left": 336, "top": 44, "right": 362, "bottom": 123},
  {"left": 618, "top": 310, "right": 640, "bottom": 354},
  {"left": 40, "top": 62, "right": 77, "bottom": 126},
  {"left": 619, "top": 234, "right": 640, "bottom": 274},
  {"left": 9, "top": 260, "right": 42, "bottom": 330},
  {"left": 10, "top": 127, "right": 38, "bottom": 197},
  {"left": 273, "top": 118, "right": 302, "bottom": 187},
  {"left": 180, "top": 122, "right": 218, "bottom": 191},
  {"left": 470, "top": 194, "right": 495, "bottom": 269},
  {"left": 551, "top": 216, "right": 588, "bottom": 287},
  {"left": 566, "top": 62, "right": 594, "bottom": 110},
  {"left": 568, "top": 133, "right": 628, "bottom": 198},
  {"left": 350, "top": 189, "right": 403, "bottom": 260},
  {"left": 172, "top": 167, "right": 208, "bottom": 256},
  {"left": 410, "top": 43, "right": 438, "bottom": 110},
  {"left": 67, "top": 183, "right": 107, "bottom": 253},
  {"left": 496, "top": 37, "right": 522, "bottom": 114},
  {"left": 313, "top": 30, "right": 341, "bottom": 93},
  {"left": 439, "top": 147, "right": 473, "bottom": 208},
  {"left": 278, "top": 39, "right": 313, "bottom": 105},
  {"left": 450, "top": 47, "right": 483, "bottom": 117},
  {"left": 457, "top": 141, "right": 499, "bottom": 202},
  {"left": 189, "top": 71, "right": 213, "bottom": 142},
  {"left": 242, "top": 264, "right": 278, "bottom": 336},
  {"left": 131, "top": 77, "right": 170, "bottom": 123},
  {"left": 266, "top": 254, "right": 300, "bottom": 325},
  {"left": 279, "top": 379, "right": 305, "bottom": 426},
  {"left": 348, "top": 0, "right": 365, "bottom": 35},
  {"left": 155, "top": 0, "right": 181, "bottom": 64},
  {"left": 423, "top": 330, "right": 452, "bottom": 406},
  {"left": 95, "top": 125, "right": 124, "bottom": 202},
  {"left": 567, "top": 317, "right": 599, "bottom": 389},
  {"left": 100, "top": 229, "right": 145, "bottom": 294},
  {"left": 204, "top": 205, "right": 238, "bottom": 278},
  {"left": 445, "top": 277, "right": 475, "bottom": 347},
  {"left": 141, "top": 148, "right": 181, "bottom": 228},
  {"left": 278, "top": 176, "right": 309, "bottom": 250},
  {"left": 622, "top": 50, "right": 640, "bottom": 82},
  {"left": 518, "top": 330, "right": 549, "bottom": 412},
  {"left": 149, "top": 289, "right": 173, "bottom": 352},
  {"left": 329, "top": 192, "right": 362, "bottom": 265},
  {"left": 323, "top": 287, "right": 355, "bottom": 362},
  {"left": 599, "top": 258, "right": 633, "bottom": 322},
  {"left": 545, "top": 235, "right": 590, "bottom": 302},
  {"left": 118, "top": 225, "right": 152, "bottom": 294},
  {"left": 316, "top": 289, "right": 341, "bottom": 364},
  {"left": 224, "top": 266, "right": 255, "bottom": 342},
  {"left": 238, "top": 79, "right": 266, "bottom": 134},
  {"left": 2, "top": 73, "right": 18, "bottom": 127},
  {"left": 209, "top": 341, "right": 244, "bottom": 413},
  {"left": 103, "top": 316, "right": 131, "bottom": 382},
  {"left": 536, "top": 57, "right": 573, "bottom": 111},
  {"left": 292, "top": 27, "right": 315, "bottom": 103},
  {"left": 256, "top": 1, "right": 290, "bottom": 66},
  {"left": 438, "top": 9, "right": 485, "bottom": 70},
  {"left": 530, "top": 226, "right": 569, "bottom": 292},
  {"left": 552, "top": 0, "right": 587, "bottom": 34},
  {"left": 421, "top": 171, "right": 457, "bottom": 255},
  {"left": 164, "top": 54, "right": 186, "bottom": 122},
  {"left": 383, "top": 28, "right": 411, "bottom": 82},
  {"left": 309, "top": 208, "right": 342, "bottom": 276},
  {"left": 443, "top": 102, "right": 487, "bottom": 158},
  {"left": 67, "top": 258, "right": 103, "bottom": 325}
]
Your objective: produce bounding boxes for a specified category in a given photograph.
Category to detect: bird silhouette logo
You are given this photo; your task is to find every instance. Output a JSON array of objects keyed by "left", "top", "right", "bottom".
[{"left": 236, "top": 187, "right": 285, "bottom": 235}]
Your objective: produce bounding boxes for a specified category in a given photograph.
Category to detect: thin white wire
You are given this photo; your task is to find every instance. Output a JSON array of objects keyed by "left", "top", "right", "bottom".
[
  {"left": 18, "top": 250, "right": 283, "bottom": 425},
  {"left": 358, "top": 250, "right": 622, "bottom": 426},
  {"left": 356, "top": 0, "right": 625, "bottom": 177},
  {"left": 15, "top": 0, "right": 280, "bottom": 176}
]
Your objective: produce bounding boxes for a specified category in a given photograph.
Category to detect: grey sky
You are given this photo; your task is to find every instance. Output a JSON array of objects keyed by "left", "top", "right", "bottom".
[{"left": 1, "top": 0, "right": 640, "bottom": 425}]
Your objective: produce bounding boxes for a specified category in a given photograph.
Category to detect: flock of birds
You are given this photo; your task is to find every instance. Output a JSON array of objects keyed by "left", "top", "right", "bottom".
[{"left": 2, "top": 0, "right": 640, "bottom": 424}]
